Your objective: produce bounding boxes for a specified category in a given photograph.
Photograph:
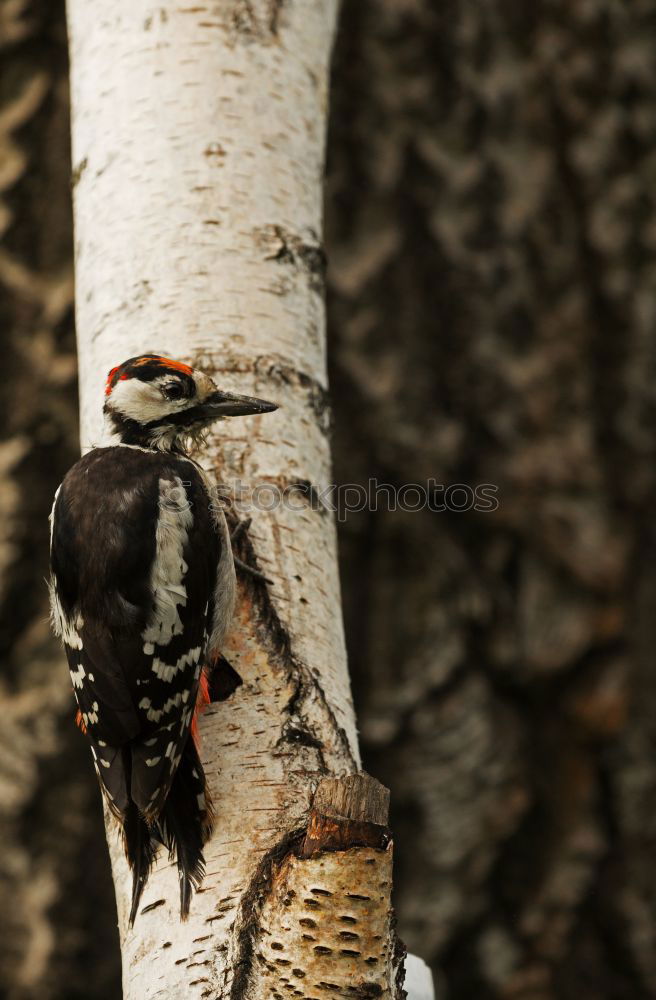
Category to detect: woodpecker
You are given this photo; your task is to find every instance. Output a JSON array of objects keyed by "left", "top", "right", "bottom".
[{"left": 48, "top": 353, "right": 277, "bottom": 924}]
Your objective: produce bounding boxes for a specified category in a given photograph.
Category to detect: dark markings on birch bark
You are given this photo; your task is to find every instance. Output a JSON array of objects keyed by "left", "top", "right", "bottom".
[
  {"left": 188, "top": 352, "right": 332, "bottom": 436},
  {"left": 254, "top": 224, "right": 327, "bottom": 295},
  {"left": 229, "top": 513, "right": 357, "bottom": 771},
  {"left": 228, "top": 827, "right": 306, "bottom": 1000},
  {"left": 229, "top": 0, "right": 289, "bottom": 43},
  {"left": 267, "top": 0, "right": 287, "bottom": 36},
  {"left": 253, "top": 357, "right": 332, "bottom": 435},
  {"left": 71, "top": 156, "right": 88, "bottom": 188}
]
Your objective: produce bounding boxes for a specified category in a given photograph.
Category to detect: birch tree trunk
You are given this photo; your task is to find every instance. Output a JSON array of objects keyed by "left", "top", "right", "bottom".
[{"left": 66, "top": 2, "right": 403, "bottom": 998}]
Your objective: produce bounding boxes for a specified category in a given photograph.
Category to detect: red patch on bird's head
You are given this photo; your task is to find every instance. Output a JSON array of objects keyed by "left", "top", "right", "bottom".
[
  {"left": 105, "top": 365, "right": 128, "bottom": 396},
  {"left": 105, "top": 355, "right": 194, "bottom": 396},
  {"left": 133, "top": 355, "right": 194, "bottom": 376}
]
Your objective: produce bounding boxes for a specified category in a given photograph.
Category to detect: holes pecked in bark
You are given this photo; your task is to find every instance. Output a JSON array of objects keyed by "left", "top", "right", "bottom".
[{"left": 279, "top": 724, "right": 324, "bottom": 750}]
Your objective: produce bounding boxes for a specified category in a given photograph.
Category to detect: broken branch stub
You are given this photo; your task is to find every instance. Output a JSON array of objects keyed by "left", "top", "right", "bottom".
[
  {"left": 246, "top": 774, "right": 404, "bottom": 1000},
  {"left": 300, "top": 773, "right": 392, "bottom": 858}
]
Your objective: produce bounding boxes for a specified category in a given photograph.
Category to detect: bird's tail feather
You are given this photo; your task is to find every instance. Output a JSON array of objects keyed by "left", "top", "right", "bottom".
[
  {"left": 155, "top": 739, "right": 214, "bottom": 919},
  {"left": 121, "top": 749, "right": 158, "bottom": 926}
]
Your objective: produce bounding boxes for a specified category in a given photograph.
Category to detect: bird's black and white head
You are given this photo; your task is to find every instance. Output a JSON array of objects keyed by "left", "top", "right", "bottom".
[{"left": 104, "top": 354, "right": 278, "bottom": 452}]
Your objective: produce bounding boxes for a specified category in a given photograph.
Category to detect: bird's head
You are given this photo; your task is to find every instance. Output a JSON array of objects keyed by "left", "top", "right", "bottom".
[{"left": 103, "top": 354, "right": 278, "bottom": 451}]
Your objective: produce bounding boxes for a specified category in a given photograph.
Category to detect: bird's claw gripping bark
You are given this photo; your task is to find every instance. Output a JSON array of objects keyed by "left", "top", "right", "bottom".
[
  {"left": 230, "top": 517, "right": 251, "bottom": 545},
  {"left": 233, "top": 555, "right": 273, "bottom": 585},
  {"left": 230, "top": 518, "right": 273, "bottom": 585}
]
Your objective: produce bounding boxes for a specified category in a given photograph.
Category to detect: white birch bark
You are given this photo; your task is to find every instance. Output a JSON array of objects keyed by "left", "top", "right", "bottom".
[{"left": 66, "top": 2, "right": 405, "bottom": 998}]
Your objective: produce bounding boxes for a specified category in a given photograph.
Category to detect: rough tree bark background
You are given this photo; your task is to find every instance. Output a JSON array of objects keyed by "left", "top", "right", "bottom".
[
  {"left": 0, "top": 3, "right": 120, "bottom": 997},
  {"left": 2, "top": 0, "right": 656, "bottom": 999}
]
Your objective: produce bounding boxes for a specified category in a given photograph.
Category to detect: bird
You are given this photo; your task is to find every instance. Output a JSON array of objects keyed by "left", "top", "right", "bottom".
[{"left": 48, "top": 353, "right": 278, "bottom": 924}]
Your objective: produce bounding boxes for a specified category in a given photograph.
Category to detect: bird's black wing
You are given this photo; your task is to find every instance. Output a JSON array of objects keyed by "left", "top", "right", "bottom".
[{"left": 49, "top": 446, "right": 219, "bottom": 819}]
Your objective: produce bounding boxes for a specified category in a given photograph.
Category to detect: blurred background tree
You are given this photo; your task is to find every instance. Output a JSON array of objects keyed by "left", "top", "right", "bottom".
[{"left": 2, "top": 0, "right": 656, "bottom": 998}]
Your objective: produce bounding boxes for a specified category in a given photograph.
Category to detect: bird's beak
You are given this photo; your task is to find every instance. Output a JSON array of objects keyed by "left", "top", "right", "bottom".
[{"left": 202, "top": 389, "right": 279, "bottom": 418}]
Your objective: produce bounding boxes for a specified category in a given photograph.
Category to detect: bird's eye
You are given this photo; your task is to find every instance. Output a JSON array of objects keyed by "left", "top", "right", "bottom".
[{"left": 163, "top": 382, "right": 184, "bottom": 401}]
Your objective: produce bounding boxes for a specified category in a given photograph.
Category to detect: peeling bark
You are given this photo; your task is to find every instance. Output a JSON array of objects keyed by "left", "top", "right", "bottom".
[{"left": 244, "top": 775, "right": 402, "bottom": 1000}]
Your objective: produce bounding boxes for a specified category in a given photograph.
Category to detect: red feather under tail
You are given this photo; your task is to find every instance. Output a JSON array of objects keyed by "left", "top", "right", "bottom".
[{"left": 191, "top": 667, "right": 211, "bottom": 747}]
